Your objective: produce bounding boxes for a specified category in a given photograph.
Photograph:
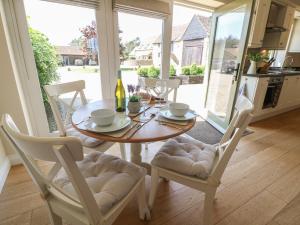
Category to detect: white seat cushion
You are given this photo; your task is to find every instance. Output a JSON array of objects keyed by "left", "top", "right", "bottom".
[
  {"left": 151, "top": 134, "right": 217, "bottom": 179},
  {"left": 65, "top": 125, "right": 104, "bottom": 148},
  {"left": 54, "top": 152, "right": 146, "bottom": 214}
]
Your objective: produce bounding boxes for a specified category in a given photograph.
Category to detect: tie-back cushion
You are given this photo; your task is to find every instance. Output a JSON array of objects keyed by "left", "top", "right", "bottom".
[
  {"left": 151, "top": 134, "right": 217, "bottom": 179},
  {"left": 54, "top": 152, "right": 146, "bottom": 214},
  {"left": 65, "top": 124, "right": 104, "bottom": 148}
]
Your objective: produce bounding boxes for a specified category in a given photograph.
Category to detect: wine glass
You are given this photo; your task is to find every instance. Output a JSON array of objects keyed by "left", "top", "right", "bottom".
[
  {"left": 154, "top": 80, "right": 167, "bottom": 108},
  {"left": 138, "top": 91, "right": 152, "bottom": 122}
]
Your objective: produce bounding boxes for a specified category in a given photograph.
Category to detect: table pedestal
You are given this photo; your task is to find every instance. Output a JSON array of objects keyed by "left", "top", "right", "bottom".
[{"left": 130, "top": 143, "right": 151, "bottom": 174}]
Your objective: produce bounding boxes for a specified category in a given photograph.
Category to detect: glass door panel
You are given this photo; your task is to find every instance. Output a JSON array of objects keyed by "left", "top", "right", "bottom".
[{"left": 205, "top": 0, "right": 253, "bottom": 131}]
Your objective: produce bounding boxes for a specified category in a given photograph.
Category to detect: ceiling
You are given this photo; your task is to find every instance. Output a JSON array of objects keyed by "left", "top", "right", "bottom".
[
  {"left": 182, "top": 0, "right": 300, "bottom": 10},
  {"left": 182, "top": 0, "right": 232, "bottom": 9}
]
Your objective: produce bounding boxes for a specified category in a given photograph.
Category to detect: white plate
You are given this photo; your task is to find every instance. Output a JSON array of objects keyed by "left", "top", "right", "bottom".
[
  {"left": 159, "top": 109, "right": 197, "bottom": 121},
  {"left": 78, "top": 116, "right": 131, "bottom": 133}
]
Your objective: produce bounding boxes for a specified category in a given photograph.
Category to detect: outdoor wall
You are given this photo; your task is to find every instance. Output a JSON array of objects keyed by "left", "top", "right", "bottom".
[{"left": 0, "top": 10, "right": 28, "bottom": 156}]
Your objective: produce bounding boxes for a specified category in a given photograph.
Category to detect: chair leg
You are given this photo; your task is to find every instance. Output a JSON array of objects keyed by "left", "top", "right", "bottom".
[
  {"left": 137, "top": 179, "right": 151, "bottom": 221},
  {"left": 48, "top": 209, "right": 62, "bottom": 225},
  {"left": 203, "top": 189, "right": 217, "bottom": 225},
  {"left": 119, "top": 143, "right": 126, "bottom": 160},
  {"left": 148, "top": 167, "right": 159, "bottom": 210}
]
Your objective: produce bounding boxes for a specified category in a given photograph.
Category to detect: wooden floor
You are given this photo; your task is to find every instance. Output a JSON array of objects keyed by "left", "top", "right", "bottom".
[{"left": 1, "top": 109, "right": 300, "bottom": 225}]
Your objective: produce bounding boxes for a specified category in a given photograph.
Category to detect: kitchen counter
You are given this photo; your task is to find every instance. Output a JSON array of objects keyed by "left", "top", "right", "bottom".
[
  {"left": 243, "top": 71, "right": 300, "bottom": 78},
  {"left": 240, "top": 72, "right": 300, "bottom": 122}
]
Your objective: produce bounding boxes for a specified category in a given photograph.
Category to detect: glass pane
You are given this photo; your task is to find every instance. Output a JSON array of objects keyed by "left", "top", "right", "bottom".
[
  {"left": 170, "top": 4, "right": 212, "bottom": 113},
  {"left": 117, "top": 12, "right": 162, "bottom": 95},
  {"left": 206, "top": 6, "right": 246, "bottom": 120},
  {"left": 24, "top": 0, "right": 102, "bottom": 132}
]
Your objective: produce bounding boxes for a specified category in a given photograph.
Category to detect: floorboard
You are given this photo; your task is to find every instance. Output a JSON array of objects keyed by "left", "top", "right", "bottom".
[{"left": 1, "top": 109, "right": 300, "bottom": 225}]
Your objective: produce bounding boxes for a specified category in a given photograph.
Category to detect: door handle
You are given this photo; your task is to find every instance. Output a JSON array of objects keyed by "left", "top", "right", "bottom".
[{"left": 233, "top": 63, "right": 240, "bottom": 82}]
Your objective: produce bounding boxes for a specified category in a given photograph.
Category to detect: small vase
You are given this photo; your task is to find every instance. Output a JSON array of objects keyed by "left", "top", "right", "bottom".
[
  {"left": 127, "top": 101, "right": 141, "bottom": 114},
  {"left": 247, "top": 61, "right": 257, "bottom": 74}
]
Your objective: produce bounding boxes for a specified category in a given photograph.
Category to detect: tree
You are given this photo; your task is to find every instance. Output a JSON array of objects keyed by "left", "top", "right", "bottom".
[
  {"left": 29, "top": 27, "right": 58, "bottom": 104},
  {"left": 69, "top": 37, "right": 83, "bottom": 47},
  {"left": 119, "top": 29, "right": 126, "bottom": 60},
  {"left": 79, "top": 21, "right": 98, "bottom": 63},
  {"left": 124, "top": 37, "right": 141, "bottom": 59}
]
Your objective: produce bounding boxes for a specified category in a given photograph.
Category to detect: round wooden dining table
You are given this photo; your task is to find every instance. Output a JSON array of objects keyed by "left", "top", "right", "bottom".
[{"left": 72, "top": 99, "right": 196, "bottom": 173}]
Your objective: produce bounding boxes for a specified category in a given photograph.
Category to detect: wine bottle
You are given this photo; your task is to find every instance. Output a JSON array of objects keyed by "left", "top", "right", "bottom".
[{"left": 115, "top": 70, "right": 126, "bottom": 112}]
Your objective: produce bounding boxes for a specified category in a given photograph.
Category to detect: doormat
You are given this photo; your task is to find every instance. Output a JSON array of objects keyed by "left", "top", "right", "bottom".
[{"left": 186, "top": 119, "right": 254, "bottom": 145}]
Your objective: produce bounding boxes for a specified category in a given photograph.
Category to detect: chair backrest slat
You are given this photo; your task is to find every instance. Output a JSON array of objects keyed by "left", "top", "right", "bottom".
[
  {"left": 209, "top": 95, "right": 254, "bottom": 183},
  {"left": 44, "top": 80, "right": 88, "bottom": 136},
  {"left": 139, "top": 77, "right": 180, "bottom": 102}
]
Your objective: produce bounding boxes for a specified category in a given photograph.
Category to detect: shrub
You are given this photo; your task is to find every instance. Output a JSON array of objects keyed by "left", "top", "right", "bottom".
[
  {"left": 29, "top": 28, "right": 58, "bottom": 103},
  {"left": 137, "top": 67, "right": 148, "bottom": 77},
  {"left": 197, "top": 65, "right": 205, "bottom": 75},
  {"left": 181, "top": 64, "right": 205, "bottom": 76},
  {"left": 181, "top": 66, "right": 190, "bottom": 75},
  {"left": 169, "top": 65, "right": 176, "bottom": 77},
  {"left": 190, "top": 64, "right": 198, "bottom": 75},
  {"left": 148, "top": 66, "right": 160, "bottom": 78}
]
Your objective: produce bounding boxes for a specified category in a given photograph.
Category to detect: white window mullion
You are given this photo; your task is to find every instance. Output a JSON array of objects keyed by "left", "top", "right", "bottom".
[
  {"left": 96, "top": 0, "right": 118, "bottom": 99},
  {"left": 161, "top": 1, "right": 173, "bottom": 80}
]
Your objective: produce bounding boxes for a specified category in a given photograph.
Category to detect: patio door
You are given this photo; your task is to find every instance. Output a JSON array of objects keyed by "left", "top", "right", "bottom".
[{"left": 204, "top": 0, "right": 253, "bottom": 132}]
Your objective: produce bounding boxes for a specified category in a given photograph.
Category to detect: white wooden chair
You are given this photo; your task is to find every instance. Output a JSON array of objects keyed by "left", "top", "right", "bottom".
[
  {"left": 138, "top": 78, "right": 181, "bottom": 150},
  {"left": 148, "top": 95, "right": 254, "bottom": 225},
  {"left": 1, "top": 114, "right": 150, "bottom": 225},
  {"left": 138, "top": 77, "right": 180, "bottom": 103},
  {"left": 44, "top": 80, "right": 126, "bottom": 159}
]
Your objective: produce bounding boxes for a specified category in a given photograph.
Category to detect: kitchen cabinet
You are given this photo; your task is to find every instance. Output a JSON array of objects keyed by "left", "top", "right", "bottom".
[
  {"left": 278, "top": 75, "right": 300, "bottom": 108},
  {"left": 253, "top": 77, "right": 269, "bottom": 115},
  {"left": 262, "top": 4, "right": 295, "bottom": 49},
  {"left": 288, "top": 19, "right": 300, "bottom": 52},
  {"left": 241, "top": 74, "right": 300, "bottom": 122},
  {"left": 248, "top": 0, "right": 271, "bottom": 48},
  {"left": 279, "top": 6, "right": 295, "bottom": 49}
]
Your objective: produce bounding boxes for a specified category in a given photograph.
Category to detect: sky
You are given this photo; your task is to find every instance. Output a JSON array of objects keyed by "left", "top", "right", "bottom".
[{"left": 24, "top": 0, "right": 212, "bottom": 46}]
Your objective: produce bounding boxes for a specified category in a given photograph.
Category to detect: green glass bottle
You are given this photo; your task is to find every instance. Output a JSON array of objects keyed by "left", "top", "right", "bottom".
[{"left": 115, "top": 70, "right": 126, "bottom": 112}]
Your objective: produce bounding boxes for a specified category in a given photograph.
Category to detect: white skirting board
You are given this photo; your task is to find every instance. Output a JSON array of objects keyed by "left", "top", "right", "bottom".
[
  {"left": 0, "top": 157, "right": 11, "bottom": 193},
  {"left": 8, "top": 153, "right": 22, "bottom": 166}
]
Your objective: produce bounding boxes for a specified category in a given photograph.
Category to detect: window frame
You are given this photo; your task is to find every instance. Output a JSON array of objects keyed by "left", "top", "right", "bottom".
[{"left": 3, "top": 0, "right": 222, "bottom": 136}]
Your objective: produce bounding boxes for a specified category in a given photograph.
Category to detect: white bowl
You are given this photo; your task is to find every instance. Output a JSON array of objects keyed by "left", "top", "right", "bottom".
[
  {"left": 90, "top": 109, "right": 115, "bottom": 126},
  {"left": 169, "top": 103, "right": 189, "bottom": 117}
]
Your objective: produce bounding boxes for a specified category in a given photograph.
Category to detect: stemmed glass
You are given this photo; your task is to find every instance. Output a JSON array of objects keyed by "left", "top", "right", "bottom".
[
  {"left": 138, "top": 91, "right": 152, "bottom": 122},
  {"left": 154, "top": 80, "right": 167, "bottom": 108}
]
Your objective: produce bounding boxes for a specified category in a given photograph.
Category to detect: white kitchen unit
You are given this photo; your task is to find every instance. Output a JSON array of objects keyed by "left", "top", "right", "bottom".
[
  {"left": 278, "top": 75, "right": 300, "bottom": 107},
  {"left": 240, "top": 74, "right": 300, "bottom": 122},
  {"left": 289, "top": 19, "right": 300, "bottom": 52},
  {"left": 248, "top": 0, "right": 271, "bottom": 48},
  {"left": 262, "top": 3, "right": 295, "bottom": 49}
]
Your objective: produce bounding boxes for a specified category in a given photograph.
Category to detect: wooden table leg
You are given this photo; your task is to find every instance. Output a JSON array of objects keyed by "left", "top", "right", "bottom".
[{"left": 130, "top": 143, "right": 151, "bottom": 174}]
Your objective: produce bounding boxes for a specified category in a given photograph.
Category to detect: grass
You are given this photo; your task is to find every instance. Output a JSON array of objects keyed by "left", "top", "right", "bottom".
[
  {"left": 66, "top": 66, "right": 99, "bottom": 73},
  {"left": 60, "top": 66, "right": 136, "bottom": 74}
]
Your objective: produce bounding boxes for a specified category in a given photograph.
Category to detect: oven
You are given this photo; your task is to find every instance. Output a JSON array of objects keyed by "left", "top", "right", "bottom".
[{"left": 262, "top": 76, "right": 284, "bottom": 109}]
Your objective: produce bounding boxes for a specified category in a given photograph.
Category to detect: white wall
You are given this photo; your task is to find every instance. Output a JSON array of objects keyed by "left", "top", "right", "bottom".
[{"left": 0, "top": 9, "right": 28, "bottom": 157}]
